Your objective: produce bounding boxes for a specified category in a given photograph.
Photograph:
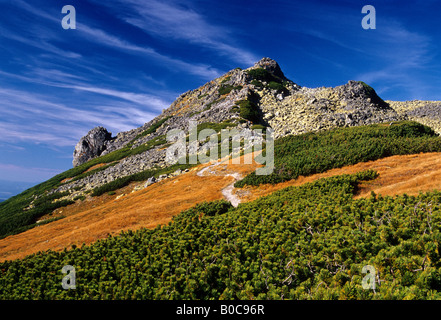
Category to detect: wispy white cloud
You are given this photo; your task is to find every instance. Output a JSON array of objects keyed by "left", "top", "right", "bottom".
[
  {"left": 0, "top": 86, "right": 164, "bottom": 146},
  {"left": 353, "top": 22, "right": 436, "bottom": 99},
  {"left": 0, "top": 26, "right": 82, "bottom": 59},
  {"left": 59, "top": 84, "right": 169, "bottom": 111},
  {"left": 0, "top": 163, "right": 62, "bottom": 183},
  {"left": 30, "top": 68, "right": 88, "bottom": 82},
  {"left": 122, "top": 0, "right": 225, "bottom": 42},
  {"left": 0, "top": 122, "right": 77, "bottom": 147},
  {"left": 99, "top": 0, "right": 258, "bottom": 65},
  {"left": 5, "top": 0, "right": 224, "bottom": 80},
  {"left": 368, "top": 23, "right": 432, "bottom": 67},
  {"left": 78, "top": 24, "right": 222, "bottom": 79},
  {"left": 12, "top": 0, "right": 58, "bottom": 23},
  {"left": 0, "top": 0, "right": 82, "bottom": 59},
  {"left": 0, "top": 68, "right": 172, "bottom": 110}
]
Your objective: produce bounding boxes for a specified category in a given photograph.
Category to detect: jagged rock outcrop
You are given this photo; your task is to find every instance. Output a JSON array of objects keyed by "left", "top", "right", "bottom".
[{"left": 73, "top": 127, "right": 113, "bottom": 167}]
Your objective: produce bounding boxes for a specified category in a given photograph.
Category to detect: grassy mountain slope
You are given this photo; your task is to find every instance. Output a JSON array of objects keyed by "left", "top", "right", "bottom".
[
  {"left": 2, "top": 170, "right": 441, "bottom": 299},
  {"left": 239, "top": 152, "right": 441, "bottom": 204},
  {"left": 1, "top": 58, "right": 436, "bottom": 241},
  {"left": 1, "top": 120, "right": 438, "bottom": 240},
  {"left": 3, "top": 148, "right": 441, "bottom": 263},
  {"left": 2, "top": 57, "right": 441, "bottom": 300},
  {"left": 0, "top": 142, "right": 193, "bottom": 239},
  {"left": 235, "top": 121, "right": 441, "bottom": 187},
  {"left": 1, "top": 122, "right": 441, "bottom": 299}
]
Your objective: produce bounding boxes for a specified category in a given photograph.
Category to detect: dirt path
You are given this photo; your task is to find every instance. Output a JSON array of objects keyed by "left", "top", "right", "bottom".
[
  {"left": 196, "top": 161, "right": 243, "bottom": 207},
  {"left": 221, "top": 172, "right": 242, "bottom": 207},
  {"left": 2, "top": 152, "right": 441, "bottom": 262},
  {"left": 0, "top": 156, "right": 258, "bottom": 262}
]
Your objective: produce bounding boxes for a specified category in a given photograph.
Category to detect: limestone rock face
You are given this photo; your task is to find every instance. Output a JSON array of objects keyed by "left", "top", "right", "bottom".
[{"left": 73, "top": 127, "right": 113, "bottom": 167}]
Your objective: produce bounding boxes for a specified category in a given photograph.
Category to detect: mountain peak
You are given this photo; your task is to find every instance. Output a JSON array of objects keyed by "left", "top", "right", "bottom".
[
  {"left": 71, "top": 58, "right": 410, "bottom": 169},
  {"left": 249, "top": 57, "right": 287, "bottom": 81}
]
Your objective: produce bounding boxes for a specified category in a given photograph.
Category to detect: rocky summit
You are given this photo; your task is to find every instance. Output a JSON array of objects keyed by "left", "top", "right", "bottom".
[{"left": 67, "top": 57, "right": 440, "bottom": 197}]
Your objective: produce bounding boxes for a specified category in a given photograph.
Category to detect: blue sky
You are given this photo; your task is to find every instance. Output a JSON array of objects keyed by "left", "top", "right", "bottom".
[{"left": 0, "top": 0, "right": 440, "bottom": 198}]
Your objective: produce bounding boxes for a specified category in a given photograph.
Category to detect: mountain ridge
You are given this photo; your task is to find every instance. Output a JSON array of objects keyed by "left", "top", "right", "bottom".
[
  {"left": 60, "top": 58, "right": 440, "bottom": 202},
  {"left": 2, "top": 59, "right": 441, "bottom": 300},
  {"left": 1, "top": 57, "right": 441, "bottom": 242}
]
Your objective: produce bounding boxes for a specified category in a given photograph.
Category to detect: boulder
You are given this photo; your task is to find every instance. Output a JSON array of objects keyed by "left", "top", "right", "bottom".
[
  {"left": 73, "top": 127, "right": 113, "bottom": 167},
  {"left": 144, "top": 177, "right": 156, "bottom": 188}
]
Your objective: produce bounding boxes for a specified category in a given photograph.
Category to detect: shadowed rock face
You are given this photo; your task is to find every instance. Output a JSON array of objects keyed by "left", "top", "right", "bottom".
[{"left": 73, "top": 127, "right": 112, "bottom": 167}]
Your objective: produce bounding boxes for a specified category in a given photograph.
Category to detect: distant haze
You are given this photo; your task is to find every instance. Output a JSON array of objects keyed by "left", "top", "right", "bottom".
[{"left": 0, "top": 180, "right": 37, "bottom": 202}]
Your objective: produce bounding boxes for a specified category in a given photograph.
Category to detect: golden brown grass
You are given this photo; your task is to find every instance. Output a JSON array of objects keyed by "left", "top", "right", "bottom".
[
  {"left": 0, "top": 156, "right": 258, "bottom": 262},
  {"left": 1, "top": 152, "right": 441, "bottom": 262},
  {"left": 239, "top": 152, "right": 441, "bottom": 201}
]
